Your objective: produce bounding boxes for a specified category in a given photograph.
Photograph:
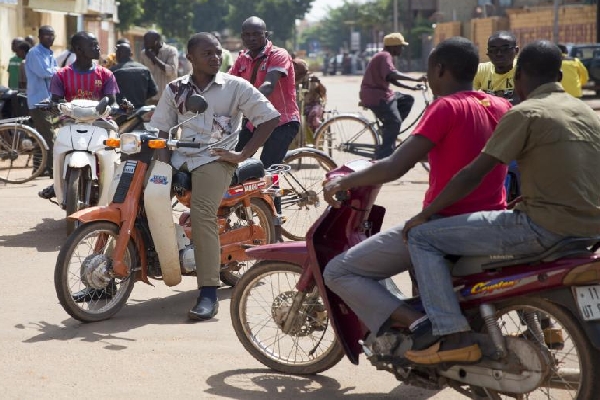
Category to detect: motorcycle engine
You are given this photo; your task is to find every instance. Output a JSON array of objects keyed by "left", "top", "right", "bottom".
[{"left": 179, "top": 244, "right": 196, "bottom": 273}]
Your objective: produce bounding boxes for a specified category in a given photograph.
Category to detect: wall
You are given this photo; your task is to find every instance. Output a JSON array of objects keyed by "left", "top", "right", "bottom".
[
  {"left": 0, "top": 3, "right": 20, "bottom": 86},
  {"left": 434, "top": 21, "right": 462, "bottom": 45},
  {"left": 471, "top": 17, "right": 509, "bottom": 61},
  {"left": 437, "top": 0, "right": 478, "bottom": 22},
  {"left": 508, "top": 5, "right": 597, "bottom": 46}
]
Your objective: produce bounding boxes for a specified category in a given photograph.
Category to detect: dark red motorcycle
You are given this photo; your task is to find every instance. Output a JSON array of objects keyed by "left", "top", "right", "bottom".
[{"left": 230, "top": 159, "right": 600, "bottom": 399}]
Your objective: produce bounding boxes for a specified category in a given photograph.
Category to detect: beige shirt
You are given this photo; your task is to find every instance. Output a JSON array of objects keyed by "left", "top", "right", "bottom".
[
  {"left": 140, "top": 43, "right": 179, "bottom": 102},
  {"left": 483, "top": 82, "right": 600, "bottom": 237},
  {"left": 150, "top": 72, "right": 280, "bottom": 171}
]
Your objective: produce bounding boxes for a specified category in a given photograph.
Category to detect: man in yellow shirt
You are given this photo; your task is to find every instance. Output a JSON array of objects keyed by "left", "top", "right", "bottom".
[
  {"left": 557, "top": 44, "right": 589, "bottom": 98},
  {"left": 473, "top": 31, "right": 519, "bottom": 103}
]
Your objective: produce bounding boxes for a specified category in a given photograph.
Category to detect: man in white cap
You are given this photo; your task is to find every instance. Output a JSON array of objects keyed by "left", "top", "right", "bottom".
[{"left": 360, "top": 32, "right": 426, "bottom": 159}]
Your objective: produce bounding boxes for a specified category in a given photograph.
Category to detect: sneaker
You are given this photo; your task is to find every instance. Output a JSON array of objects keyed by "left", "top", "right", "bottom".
[{"left": 38, "top": 184, "right": 55, "bottom": 199}]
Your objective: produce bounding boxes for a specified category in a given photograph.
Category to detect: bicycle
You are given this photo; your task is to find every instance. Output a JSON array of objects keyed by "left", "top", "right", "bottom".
[
  {"left": 275, "top": 76, "right": 338, "bottom": 241},
  {"left": 0, "top": 116, "right": 49, "bottom": 184},
  {"left": 312, "top": 83, "right": 431, "bottom": 171}
]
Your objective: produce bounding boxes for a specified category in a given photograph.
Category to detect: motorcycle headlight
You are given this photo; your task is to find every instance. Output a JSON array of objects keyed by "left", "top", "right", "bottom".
[{"left": 120, "top": 133, "right": 141, "bottom": 154}]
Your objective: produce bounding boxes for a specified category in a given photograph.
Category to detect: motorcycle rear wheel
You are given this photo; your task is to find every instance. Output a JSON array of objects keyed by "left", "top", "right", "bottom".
[
  {"left": 55, "top": 221, "right": 137, "bottom": 322},
  {"left": 474, "top": 297, "right": 600, "bottom": 399},
  {"left": 219, "top": 198, "right": 276, "bottom": 287},
  {"left": 230, "top": 261, "right": 344, "bottom": 375}
]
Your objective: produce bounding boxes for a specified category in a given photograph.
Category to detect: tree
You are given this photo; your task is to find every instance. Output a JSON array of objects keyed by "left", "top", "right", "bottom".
[
  {"left": 139, "top": 0, "right": 198, "bottom": 39},
  {"left": 116, "top": 0, "right": 144, "bottom": 33},
  {"left": 192, "top": 0, "right": 230, "bottom": 34}
]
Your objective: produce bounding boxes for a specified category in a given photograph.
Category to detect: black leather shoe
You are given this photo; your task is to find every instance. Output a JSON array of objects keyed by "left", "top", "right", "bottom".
[
  {"left": 72, "top": 287, "right": 114, "bottom": 303},
  {"left": 188, "top": 297, "right": 219, "bottom": 321},
  {"left": 38, "top": 184, "right": 55, "bottom": 199}
]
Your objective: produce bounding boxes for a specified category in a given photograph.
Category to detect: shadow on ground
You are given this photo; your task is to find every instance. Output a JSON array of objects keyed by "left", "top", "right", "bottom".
[
  {"left": 0, "top": 217, "right": 64, "bottom": 252},
  {"left": 205, "top": 368, "right": 440, "bottom": 399},
  {"left": 15, "top": 287, "right": 233, "bottom": 350}
]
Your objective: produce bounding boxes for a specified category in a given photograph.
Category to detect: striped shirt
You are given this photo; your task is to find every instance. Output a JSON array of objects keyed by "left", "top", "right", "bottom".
[{"left": 50, "top": 64, "right": 119, "bottom": 102}]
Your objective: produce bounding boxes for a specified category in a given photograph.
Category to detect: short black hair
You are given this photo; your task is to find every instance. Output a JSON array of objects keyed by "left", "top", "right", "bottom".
[
  {"left": 17, "top": 41, "right": 31, "bottom": 52},
  {"left": 517, "top": 40, "right": 562, "bottom": 81},
  {"left": 557, "top": 44, "right": 568, "bottom": 54},
  {"left": 488, "top": 31, "right": 517, "bottom": 46},
  {"left": 187, "top": 32, "right": 218, "bottom": 53},
  {"left": 430, "top": 37, "right": 479, "bottom": 83},
  {"left": 71, "top": 31, "right": 92, "bottom": 50}
]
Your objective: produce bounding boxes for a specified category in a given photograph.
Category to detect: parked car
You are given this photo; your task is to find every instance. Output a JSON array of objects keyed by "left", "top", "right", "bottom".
[
  {"left": 326, "top": 54, "right": 344, "bottom": 75},
  {"left": 565, "top": 43, "right": 600, "bottom": 94}
]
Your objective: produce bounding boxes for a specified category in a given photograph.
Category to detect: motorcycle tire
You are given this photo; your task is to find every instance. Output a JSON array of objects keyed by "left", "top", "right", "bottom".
[
  {"left": 220, "top": 198, "right": 276, "bottom": 287},
  {"left": 472, "top": 296, "right": 600, "bottom": 399},
  {"left": 55, "top": 221, "right": 137, "bottom": 322},
  {"left": 65, "top": 168, "right": 87, "bottom": 235},
  {"left": 230, "top": 261, "right": 345, "bottom": 375}
]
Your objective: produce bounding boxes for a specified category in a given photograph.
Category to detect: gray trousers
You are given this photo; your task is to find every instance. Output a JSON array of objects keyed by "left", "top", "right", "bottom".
[{"left": 323, "top": 223, "right": 412, "bottom": 334}]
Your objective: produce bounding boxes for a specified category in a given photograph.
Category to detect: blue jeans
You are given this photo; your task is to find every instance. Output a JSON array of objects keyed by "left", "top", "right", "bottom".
[
  {"left": 368, "top": 92, "right": 414, "bottom": 160},
  {"left": 407, "top": 210, "right": 564, "bottom": 336}
]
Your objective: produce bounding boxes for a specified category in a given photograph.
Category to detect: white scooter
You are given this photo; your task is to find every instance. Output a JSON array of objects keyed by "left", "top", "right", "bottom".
[{"left": 47, "top": 98, "right": 120, "bottom": 234}]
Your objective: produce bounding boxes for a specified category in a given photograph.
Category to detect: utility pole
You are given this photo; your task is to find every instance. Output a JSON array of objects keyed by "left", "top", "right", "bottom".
[
  {"left": 553, "top": 0, "right": 560, "bottom": 43},
  {"left": 393, "top": 0, "right": 398, "bottom": 31}
]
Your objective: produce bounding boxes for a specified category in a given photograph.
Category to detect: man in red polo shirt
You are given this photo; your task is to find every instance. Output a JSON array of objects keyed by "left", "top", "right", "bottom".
[
  {"left": 322, "top": 37, "right": 511, "bottom": 342},
  {"left": 230, "top": 16, "right": 300, "bottom": 169}
]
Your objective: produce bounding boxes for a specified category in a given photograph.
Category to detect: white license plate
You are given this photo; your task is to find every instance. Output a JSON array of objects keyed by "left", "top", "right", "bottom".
[{"left": 575, "top": 285, "right": 600, "bottom": 321}]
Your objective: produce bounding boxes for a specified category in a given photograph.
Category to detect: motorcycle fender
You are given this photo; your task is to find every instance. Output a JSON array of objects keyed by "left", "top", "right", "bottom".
[
  {"left": 68, "top": 206, "right": 149, "bottom": 284},
  {"left": 245, "top": 241, "right": 310, "bottom": 267},
  {"left": 543, "top": 287, "right": 600, "bottom": 350},
  {"left": 96, "top": 149, "right": 120, "bottom": 206},
  {"left": 144, "top": 161, "right": 182, "bottom": 287},
  {"left": 64, "top": 152, "right": 96, "bottom": 179}
]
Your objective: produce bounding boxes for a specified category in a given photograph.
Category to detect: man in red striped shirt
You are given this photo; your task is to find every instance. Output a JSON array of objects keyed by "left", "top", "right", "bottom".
[
  {"left": 50, "top": 31, "right": 119, "bottom": 104},
  {"left": 39, "top": 31, "right": 119, "bottom": 201}
]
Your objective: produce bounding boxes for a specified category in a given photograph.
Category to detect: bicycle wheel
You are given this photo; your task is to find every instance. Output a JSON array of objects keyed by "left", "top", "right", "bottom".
[
  {"left": 313, "top": 114, "right": 379, "bottom": 167},
  {"left": 280, "top": 149, "right": 337, "bottom": 241},
  {"left": 0, "top": 123, "right": 47, "bottom": 183}
]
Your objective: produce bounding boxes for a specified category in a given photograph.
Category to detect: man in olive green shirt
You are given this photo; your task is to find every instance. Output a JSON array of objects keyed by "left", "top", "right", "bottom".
[{"left": 397, "top": 40, "right": 600, "bottom": 366}]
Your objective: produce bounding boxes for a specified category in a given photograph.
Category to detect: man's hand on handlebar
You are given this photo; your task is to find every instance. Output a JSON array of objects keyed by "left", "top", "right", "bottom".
[{"left": 323, "top": 176, "right": 348, "bottom": 208}]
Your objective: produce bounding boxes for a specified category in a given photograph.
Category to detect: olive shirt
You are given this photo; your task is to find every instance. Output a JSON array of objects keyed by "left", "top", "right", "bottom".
[{"left": 483, "top": 82, "right": 600, "bottom": 237}]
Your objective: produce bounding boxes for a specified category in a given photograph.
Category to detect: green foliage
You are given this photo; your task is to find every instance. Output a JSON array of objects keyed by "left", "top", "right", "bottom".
[{"left": 116, "top": 0, "right": 144, "bottom": 33}]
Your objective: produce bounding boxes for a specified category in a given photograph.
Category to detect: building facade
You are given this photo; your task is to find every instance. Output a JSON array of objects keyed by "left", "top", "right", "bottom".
[{"left": 0, "top": 0, "right": 119, "bottom": 86}]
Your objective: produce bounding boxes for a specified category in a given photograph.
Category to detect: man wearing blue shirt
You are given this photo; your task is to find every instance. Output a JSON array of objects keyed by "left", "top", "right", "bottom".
[{"left": 25, "top": 26, "right": 58, "bottom": 175}]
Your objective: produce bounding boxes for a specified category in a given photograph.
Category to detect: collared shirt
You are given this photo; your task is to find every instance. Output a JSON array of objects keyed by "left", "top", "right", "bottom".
[
  {"left": 484, "top": 82, "right": 600, "bottom": 237},
  {"left": 229, "top": 40, "right": 299, "bottom": 126},
  {"left": 24, "top": 44, "right": 57, "bottom": 109},
  {"left": 111, "top": 60, "right": 158, "bottom": 108},
  {"left": 359, "top": 51, "right": 396, "bottom": 107},
  {"left": 150, "top": 72, "right": 280, "bottom": 171},
  {"left": 139, "top": 43, "right": 179, "bottom": 102},
  {"left": 561, "top": 56, "right": 589, "bottom": 98},
  {"left": 473, "top": 61, "right": 516, "bottom": 101}
]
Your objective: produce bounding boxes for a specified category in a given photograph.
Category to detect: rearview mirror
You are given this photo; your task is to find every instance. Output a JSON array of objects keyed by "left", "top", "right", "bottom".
[{"left": 186, "top": 94, "right": 208, "bottom": 114}]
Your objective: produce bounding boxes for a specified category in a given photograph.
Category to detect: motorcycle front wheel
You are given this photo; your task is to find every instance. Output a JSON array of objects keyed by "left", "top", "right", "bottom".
[
  {"left": 474, "top": 297, "right": 600, "bottom": 399},
  {"left": 230, "top": 261, "right": 344, "bottom": 375},
  {"left": 55, "top": 221, "right": 137, "bottom": 322},
  {"left": 65, "top": 168, "right": 88, "bottom": 235}
]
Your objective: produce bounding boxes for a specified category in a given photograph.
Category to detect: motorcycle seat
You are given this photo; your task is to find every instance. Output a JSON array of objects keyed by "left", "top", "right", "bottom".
[
  {"left": 451, "top": 236, "right": 600, "bottom": 277},
  {"left": 230, "top": 158, "right": 265, "bottom": 186},
  {"left": 0, "top": 86, "right": 18, "bottom": 99}
]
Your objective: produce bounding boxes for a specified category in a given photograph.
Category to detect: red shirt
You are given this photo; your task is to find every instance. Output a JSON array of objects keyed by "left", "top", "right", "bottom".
[
  {"left": 359, "top": 51, "right": 395, "bottom": 107},
  {"left": 50, "top": 64, "right": 119, "bottom": 102},
  {"left": 230, "top": 41, "right": 299, "bottom": 127},
  {"left": 413, "top": 91, "right": 511, "bottom": 216}
]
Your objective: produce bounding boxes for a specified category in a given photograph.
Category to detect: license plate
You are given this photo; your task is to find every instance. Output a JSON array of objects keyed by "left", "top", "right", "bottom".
[{"left": 575, "top": 285, "right": 600, "bottom": 321}]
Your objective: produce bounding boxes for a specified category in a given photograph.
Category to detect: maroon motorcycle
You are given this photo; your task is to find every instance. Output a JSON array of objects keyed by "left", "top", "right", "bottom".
[{"left": 231, "top": 159, "right": 600, "bottom": 399}]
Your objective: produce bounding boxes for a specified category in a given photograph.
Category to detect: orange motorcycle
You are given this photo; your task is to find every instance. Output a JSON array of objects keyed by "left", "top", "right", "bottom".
[{"left": 53, "top": 95, "right": 279, "bottom": 322}]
